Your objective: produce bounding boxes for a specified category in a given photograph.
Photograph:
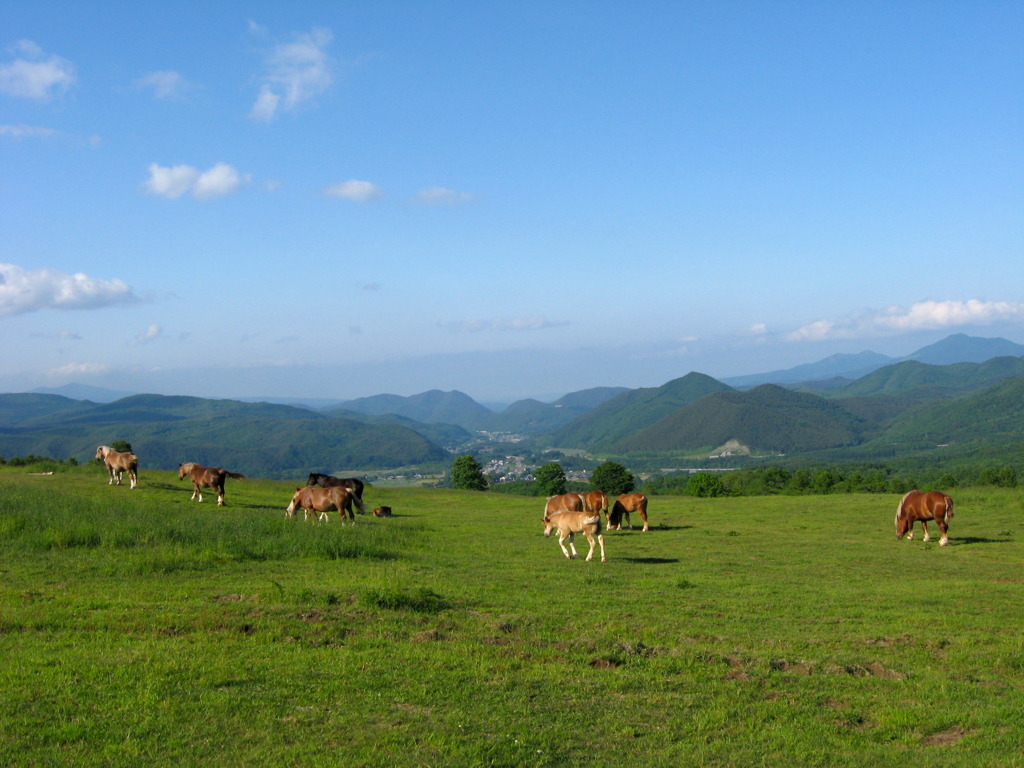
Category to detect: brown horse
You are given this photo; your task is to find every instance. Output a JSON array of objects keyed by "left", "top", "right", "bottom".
[
  {"left": 896, "top": 490, "right": 954, "bottom": 546},
  {"left": 306, "top": 473, "right": 367, "bottom": 514},
  {"left": 286, "top": 485, "right": 355, "bottom": 523},
  {"left": 543, "top": 492, "right": 585, "bottom": 518},
  {"left": 583, "top": 490, "right": 607, "bottom": 519},
  {"left": 95, "top": 445, "right": 138, "bottom": 489},
  {"left": 609, "top": 492, "right": 649, "bottom": 532},
  {"left": 178, "top": 462, "right": 245, "bottom": 506}
]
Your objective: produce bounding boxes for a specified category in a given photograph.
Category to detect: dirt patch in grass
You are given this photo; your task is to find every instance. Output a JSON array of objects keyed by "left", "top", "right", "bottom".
[{"left": 921, "top": 725, "right": 974, "bottom": 746}]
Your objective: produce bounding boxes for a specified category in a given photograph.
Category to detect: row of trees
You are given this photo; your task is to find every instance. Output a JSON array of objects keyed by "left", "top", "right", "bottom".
[
  {"left": 643, "top": 464, "right": 1020, "bottom": 497},
  {"left": 453, "top": 455, "right": 1021, "bottom": 499}
]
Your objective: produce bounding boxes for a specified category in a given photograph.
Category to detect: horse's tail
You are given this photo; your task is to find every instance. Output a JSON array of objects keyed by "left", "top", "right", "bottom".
[
  {"left": 226, "top": 471, "right": 246, "bottom": 480},
  {"left": 944, "top": 495, "right": 954, "bottom": 524}
]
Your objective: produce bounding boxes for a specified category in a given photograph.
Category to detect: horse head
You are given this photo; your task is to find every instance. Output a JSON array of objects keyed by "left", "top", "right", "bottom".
[
  {"left": 895, "top": 492, "right": 913, "bottom": 539},
  {"left": 95, "top": 446, "right": 110, "bottom": 460}
]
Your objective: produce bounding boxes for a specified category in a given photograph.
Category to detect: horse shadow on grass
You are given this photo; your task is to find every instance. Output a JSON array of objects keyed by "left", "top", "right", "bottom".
[
  {"left": 608, "top": 525, "right": 694, "bottom": 533},
  {"left": 951, "top": 536, "right": 1013, "bottom": 546},
  {"left": 621, "top": 557, "right": 681, "bottom": 565}
]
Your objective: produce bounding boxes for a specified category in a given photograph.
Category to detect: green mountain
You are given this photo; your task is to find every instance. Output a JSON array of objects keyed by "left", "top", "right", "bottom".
[
  {"left": 827, "top": 356, "right": 1024, "bottom": 401},
  {"left": 0, "top": 393, "right": 98, "bottom": 428},
  {"left": 337, "top": 389, "right": 496, "bottom": 430},
  {"left": 0, "top": 393, "right": 448, "bottom": 478},
  {"left": 551, "top": 372, "right": 732, "bottom": 450},
  {"left": 614, "top": 384, "right": 865, "bottom": 454},
  {"left": 866, "top": 376, "right": 1024, "bottom": 452}
]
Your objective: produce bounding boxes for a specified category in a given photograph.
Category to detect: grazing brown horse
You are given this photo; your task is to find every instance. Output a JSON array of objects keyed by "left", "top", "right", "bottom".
[
  {"left": 95, "top": 445, "right": 138, "bottom": 489},
  {"left": 178, "top": 462, "right": 245, "bottom": 507},
  {"left": 306, "top": 473, "right": 367, "bottom": 514},
  {"left": 543, "top": 508, "right": 606, "bottom": 562},
  {"left": 372, "top": 506, "right": 393, "bottom": 517},
  {"left": 286, "top": 485, "right": 355, "bottom": 523},
  {"left": 896, "top": 490, "right": 954, "bottom": 546},
  {"left": 609, "top": 492, "right": 649, "bottom": 532}
]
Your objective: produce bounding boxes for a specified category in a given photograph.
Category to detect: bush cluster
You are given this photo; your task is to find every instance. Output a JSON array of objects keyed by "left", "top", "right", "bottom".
[{"left": 644, "top": 464, "right": 1019, "bottom": 497}]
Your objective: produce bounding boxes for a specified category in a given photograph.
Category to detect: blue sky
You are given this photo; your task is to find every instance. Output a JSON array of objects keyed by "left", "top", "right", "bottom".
[{"left": 2, "top": 1, "right": 1022, "bottom": 404}]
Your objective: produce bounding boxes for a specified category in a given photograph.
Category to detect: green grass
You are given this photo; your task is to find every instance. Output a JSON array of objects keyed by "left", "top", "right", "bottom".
[{"left": 1, "top": 467, "right": 1022, "bottom": 766}]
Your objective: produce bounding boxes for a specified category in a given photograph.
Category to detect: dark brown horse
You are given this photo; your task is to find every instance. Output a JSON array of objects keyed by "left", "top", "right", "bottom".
[
  {"left": 95, "top": 445, "right": 138, "bottom": 489},
  {"left": 306, "top": 473, "right": 366, "bottom": 514},
  {"left": 286, "top": 485, "right": 355, "bottom": 523},
  {"left": 609, "top": 492, "right": 649, "bottom": 532},
  {"left": 896, "top": 490, "right": 954, "bottom": 546},
  {"left": 178, "top": 462, "right": 245, "bottom": 507}
]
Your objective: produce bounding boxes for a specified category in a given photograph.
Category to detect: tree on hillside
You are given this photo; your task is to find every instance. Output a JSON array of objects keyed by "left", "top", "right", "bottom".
[
  {"left": 534, "top": 462, "right": 567, "bottom": 497},
  {"left": 451, "top": 454, "right": 489, "bottom": 491},
  {"left": 112, "top": 440, "right": 133, "bottom": 453},
  {"left": 591, "top": 461, "right": 635, "bottom": 496}
]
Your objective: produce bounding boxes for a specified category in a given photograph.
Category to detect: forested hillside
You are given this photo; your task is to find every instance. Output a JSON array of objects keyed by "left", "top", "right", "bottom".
[
  {"left": 613, "top": 384, "right": 865, "bottom": 454},
  {"left": 0, "top": 394, "right": 447, "bottom": 478},
  {"left": 551, "top": 372, "right": 731, "bottom": 449}
]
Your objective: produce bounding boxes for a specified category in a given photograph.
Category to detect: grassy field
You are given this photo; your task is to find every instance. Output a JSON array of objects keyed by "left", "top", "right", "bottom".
[{"left": 1, "top": 467, "right": 1022, "bottom": 767}]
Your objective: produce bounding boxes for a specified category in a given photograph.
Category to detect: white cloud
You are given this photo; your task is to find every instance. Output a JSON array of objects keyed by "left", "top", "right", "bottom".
[
  {"left": 323, "top": 180, "right": 382, "bottom": 202},
  {"left": 135, "top": 70, "right": 191, "bottom": 100},
  {"left": 194, "top": 162, "right": 248, "bottom": 200},
  {"left": 144, "top": 162, "right": 249, "bottom": 200},
  {"left": 787, "top": 300, "right": 1024, "bottom": 342},
  {"left": 0, "top": 40, "right": 75, "bottom": 100},
  {"left": 49, "top": 362, "right": 111, "bottom": 378},
  {"left": 250, "top": 27, "right": 333, "bottom": 121},
  {"left": 250, "top": 86, "right": 280, "bottom": 120},
  {"left": 443, "top": 316, "right": 567, "bottom": 333},
  {"left": 415, "top": 186, "right": 475, "bottom": 206},
  {"left": 0, "top": 123, "right": 56, "bottom": 139},
  {"left": 0, "top": 263, "right": 138, "bottom": 317},
  {"left": 137, "top": 324, "right": 162, "bottom": 343}
]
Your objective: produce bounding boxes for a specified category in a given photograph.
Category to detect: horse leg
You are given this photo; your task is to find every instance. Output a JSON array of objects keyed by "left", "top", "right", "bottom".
[
  {"left": 216, "top": 484, "right": 225, "bottom": 506},
  {"left": 558, "top": 530, "right": 573, "bottom": 559},
  {"left": 639, "top": 507, "right": 649, "bottom": 532},
  {"left": 625, "top": 511, "right": 633, "bottom": 530},
  {"left": 129, "top": 469, "right": 137, "bottom": 489},
  {"left": 936, "top": 517, "right": 949, "bottom": 546},
  {"left": 584, "top": 531, "right": 596, "bottom": 561},
  {"left": 920, "top": 521, "right": 931, "bottom": 543}
]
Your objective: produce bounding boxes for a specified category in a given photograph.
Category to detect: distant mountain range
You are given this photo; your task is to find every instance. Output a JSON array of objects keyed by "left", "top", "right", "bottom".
[
  {"left": 6, "top": 334, "right": 1024, "bottom": 474},
  {"left": 722, "top": 333, "right": 1024, "bottom": 388}
]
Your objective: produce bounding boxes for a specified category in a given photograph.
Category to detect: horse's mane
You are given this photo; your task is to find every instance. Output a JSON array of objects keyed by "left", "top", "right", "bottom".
[
  {"left": 896, "top": 490, "right": 915, "bottom": 517},
  {"left": 179, "top": 462, "right": 197, "bottom": 472}
]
